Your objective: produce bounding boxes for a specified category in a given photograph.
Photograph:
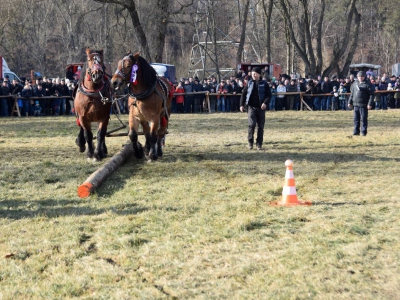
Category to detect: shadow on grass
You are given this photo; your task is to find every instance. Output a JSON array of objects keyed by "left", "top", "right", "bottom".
[
  {"left": 0, "top": 198, "right": 150, "bottom": 220},
  {"left": 163, "top": 150, "right": 392, "bottom": 164}
]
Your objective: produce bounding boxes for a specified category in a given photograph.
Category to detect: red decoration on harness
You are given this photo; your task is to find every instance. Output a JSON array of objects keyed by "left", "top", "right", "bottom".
[
  {"left": 161, "top": 116, "right": 168, "bottom": 127},
  {"left": 76, "top": 118, "right": 81, "bottom": 127},
  {"left": 86, "top": 74, "right": 91, "bottom": 81}
]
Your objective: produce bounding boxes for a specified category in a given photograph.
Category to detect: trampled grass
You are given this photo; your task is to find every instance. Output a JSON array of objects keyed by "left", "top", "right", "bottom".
[{"left": 1, "top": 110, "right": 400, "bottom": 299}]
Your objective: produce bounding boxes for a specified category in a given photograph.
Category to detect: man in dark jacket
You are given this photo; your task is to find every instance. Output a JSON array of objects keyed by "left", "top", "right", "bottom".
[
  {"left": 348, "top": 71, "right": 374, "bottom": 136},
  {"left": 192, "top": 78, "right": 204, "bottom": 113},
  {"left": 240, "top": 67, "right": 271, "bottom": 150}
]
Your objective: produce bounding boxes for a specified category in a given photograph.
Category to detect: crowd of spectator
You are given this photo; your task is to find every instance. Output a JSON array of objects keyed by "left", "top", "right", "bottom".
[
  {"left": 2, "top": 67, "right": 400, "bottom": 118},
  {"left": 172, "top": 68, "right": 400, "bottom": 113},
  {"left": 0, "top": 75, "right": 77, "bottom": 117}
]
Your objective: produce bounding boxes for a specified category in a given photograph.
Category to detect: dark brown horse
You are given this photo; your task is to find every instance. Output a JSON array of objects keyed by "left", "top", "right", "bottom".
[
  {"left": 111, "top": 51, "right": 172, "bottom": 161},
  {"left": 74, "top": 47, "right": 113, "bottom": 161}
]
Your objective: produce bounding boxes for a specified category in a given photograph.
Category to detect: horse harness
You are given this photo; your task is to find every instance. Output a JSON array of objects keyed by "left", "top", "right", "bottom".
[
  {"left": 76, "top": 52, "right": 112, "bottom": 105},
  {"left": 129, "top": 77, "right": 170, "bottom": 120},
  {"left": 78, "top": 80, "right": 112, "bottom": 105}
]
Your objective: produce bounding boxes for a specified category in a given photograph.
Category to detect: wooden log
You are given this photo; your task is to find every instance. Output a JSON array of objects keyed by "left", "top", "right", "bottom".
[{"left": 77, "top": 142, "right": 133, "bottom": 198}]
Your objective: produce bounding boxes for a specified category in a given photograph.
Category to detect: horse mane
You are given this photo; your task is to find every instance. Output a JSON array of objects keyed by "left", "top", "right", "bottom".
[
  {"left": 79, "top": 64, "right": 87, "bottom": 85},
  {"left": 136, "top": 55, "right": 157, "bottom": 88}
]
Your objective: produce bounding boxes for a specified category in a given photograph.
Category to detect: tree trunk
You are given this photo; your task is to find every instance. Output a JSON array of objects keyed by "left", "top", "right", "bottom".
[
  {"left": 262, "top": 0, "right": 273, "bottom": 63},
  {"left": 236, "top": 0, "right": 250, "bottom": 66}
]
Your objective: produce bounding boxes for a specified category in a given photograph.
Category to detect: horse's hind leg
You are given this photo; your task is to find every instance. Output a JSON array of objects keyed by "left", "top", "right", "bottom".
[
  {"left": 75, "top": 126, "right": 86, "bottom": 153},
  {"left": 157, "top": 116, "right": 168, "bottom": 158}
]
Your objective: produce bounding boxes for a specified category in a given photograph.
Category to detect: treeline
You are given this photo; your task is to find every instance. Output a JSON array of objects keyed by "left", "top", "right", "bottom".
[{"left": 0, "top": 0, "right": 399, "bottom": 79}]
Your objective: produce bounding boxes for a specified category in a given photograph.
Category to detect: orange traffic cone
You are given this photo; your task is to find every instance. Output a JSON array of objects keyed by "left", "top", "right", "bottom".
[{"left": 270, "top": 160, "right": 311, "bottom": 206}]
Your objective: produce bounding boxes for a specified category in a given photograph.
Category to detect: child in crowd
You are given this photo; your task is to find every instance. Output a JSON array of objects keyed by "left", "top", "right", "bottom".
[
  {"left": 276, "top": 81, "right": 286, "bottom": 110},
  {"left": 33, "top": 100, "right": 42, "bottom": 116},
  {"left": 175, "top": 81, "right": 185, "bottom": 113},
  {"left": 331, "top": 86, "right": 339, "bottom": 111},
  {"left": 387, "top": 83, "right": 394, "bottom": 108},
  {"left": 338, "top": 83, "right": 347, "bottom": 110}
]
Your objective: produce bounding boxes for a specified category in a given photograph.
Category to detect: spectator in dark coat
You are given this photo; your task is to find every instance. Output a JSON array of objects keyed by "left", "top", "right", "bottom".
[
  {"left": 192, "top": 79, "right": 204, "bottom": 113},
  {"left": 348, "top": 71, "right": 374, "bottom": 136}
]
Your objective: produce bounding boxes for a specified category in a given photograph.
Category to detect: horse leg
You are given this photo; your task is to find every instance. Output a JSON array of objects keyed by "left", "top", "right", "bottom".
[
  {"left": 83, "top": 128, "right": 95, "bottom": 159},
  {"left": 148, "top": 121, "right": 159, "bottom": 161},
  {"left": 75, "top": 126, "right": 86, "bottom": 153},
  {"left": 142, "top": 122, "right": 151, "bottom": 157},
  {"left": 128, "top": 108, "right": 144, "bottom": 159},
  {"left": 94, "top": 125, "right": 107, "bottom": 161},
  {"left": 157, "top": 115, "right": 168, "bottom": 158}
]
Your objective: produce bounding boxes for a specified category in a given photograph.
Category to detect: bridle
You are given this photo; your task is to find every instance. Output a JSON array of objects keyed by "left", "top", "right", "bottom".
[
  {"left": 114, "top": 55, "right": 134, "bottom": 84},
  {"left": 87, "top": 53, "right": 104, "bottom": 78}
]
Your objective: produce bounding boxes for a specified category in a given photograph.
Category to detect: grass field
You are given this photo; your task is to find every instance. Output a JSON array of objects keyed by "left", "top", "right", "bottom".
[{"left": 1, "top": 110, "right": 400, "bottom": 299}]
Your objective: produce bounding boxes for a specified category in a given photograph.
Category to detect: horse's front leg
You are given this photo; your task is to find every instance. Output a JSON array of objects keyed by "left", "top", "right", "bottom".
[
  {"left": 75, "top": 125, "right": 86, "bottom": 153},
  {"left": 128, "top": 106, "right": 144, "bottom": 159},
  {"left": 84, "top": 129, "right": 94, "bottom": 159},
  {"left": 148, "top": 120, "right": 159, "bottom": 161},
  {"left": 141, "top": 122, "right": 151, "bottom": 157},
  {"left": 94, "top": 124, "right": 107, "bottom": 161}
]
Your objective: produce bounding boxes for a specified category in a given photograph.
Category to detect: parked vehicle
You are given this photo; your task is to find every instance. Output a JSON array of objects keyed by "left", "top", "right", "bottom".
[
  {"left": 349, "top": 63, "right": 381, "bottom": 77},
  {"left": 150, "top": 63, "right": 176, "bottom": 83}
]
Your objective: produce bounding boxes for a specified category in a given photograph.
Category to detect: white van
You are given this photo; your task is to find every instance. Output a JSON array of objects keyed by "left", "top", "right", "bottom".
[{"left": 1, "top": 57, "right": 21, "bottom": 81}]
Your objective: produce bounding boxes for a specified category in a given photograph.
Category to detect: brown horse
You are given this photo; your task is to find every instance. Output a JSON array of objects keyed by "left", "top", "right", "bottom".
[
  {"left": 74, "top": 47, "right": 113, "bottom": 161},
  {"left": 111, "top": 51, "right": 172, "bottom": 161}
]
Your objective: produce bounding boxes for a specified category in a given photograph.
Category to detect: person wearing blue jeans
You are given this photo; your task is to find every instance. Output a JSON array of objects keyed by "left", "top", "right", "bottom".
[
  {"left": 269, "top": 83, "right": 277, "bottom": 111},
  {"left": 217, "top": 80, "right": 228, "bottom": 112},
  {"left": 348, "top": 71, "right": 374, "bottom": 136},
  {"left": 321, "top": 77, "right": 331, "bottom": 110},
  {"left": 378, "top": 79, "right": 388, "bottom": 110}
]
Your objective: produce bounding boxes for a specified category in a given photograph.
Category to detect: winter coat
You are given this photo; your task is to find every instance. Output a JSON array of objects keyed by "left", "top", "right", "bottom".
[
  {"left": 175, "top": 86, "right": 185, "bottom": 104},
  {"left": 348, "top": 79, "right": 374, "bottom": 107}
]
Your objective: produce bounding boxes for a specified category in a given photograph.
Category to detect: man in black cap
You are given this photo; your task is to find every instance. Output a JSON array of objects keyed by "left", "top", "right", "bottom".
[
  {"left": 240, "top": 66, "right": 271, "bottom": 150},
  {"left": 348, "top": 71, "right": 374, "bottom": 136}
]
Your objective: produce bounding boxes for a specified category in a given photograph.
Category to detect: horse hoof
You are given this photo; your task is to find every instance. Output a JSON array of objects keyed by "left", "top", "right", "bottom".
[
  {"left": 79, "top": 146, "right": 86, "bottom": 153},
  {"left": 133, "top": 148, "right": 144, "bottom": 159}
]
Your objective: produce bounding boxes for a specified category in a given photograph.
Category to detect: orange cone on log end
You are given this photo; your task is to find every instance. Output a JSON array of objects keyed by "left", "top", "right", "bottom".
[
  {"left": 77, "top": 182, "right": 94, "bottom": 198},
  {"left": 270, "top": 159, "right": 312, "bottom": 206}
]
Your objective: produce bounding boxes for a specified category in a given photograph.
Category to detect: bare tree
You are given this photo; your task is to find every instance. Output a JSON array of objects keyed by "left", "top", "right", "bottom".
[
  {"left": 277, "top": 0, "right": 361, "bottom": 77},
  {"left": 236, "top": 0, "right": 251, "bottom": 66}
]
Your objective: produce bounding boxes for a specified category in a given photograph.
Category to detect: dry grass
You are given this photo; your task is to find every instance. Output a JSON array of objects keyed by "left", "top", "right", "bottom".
[{"left": 1, "top": 110, "right": 400, "bottom": 299}]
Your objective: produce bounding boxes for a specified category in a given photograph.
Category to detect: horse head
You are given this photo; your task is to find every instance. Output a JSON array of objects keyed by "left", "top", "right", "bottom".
[
  {"left": 111, "top": 51, "right": 140, "bottom": 90},
  {"left": 85, "top": 47, "right": 104, "bottom": 83}
]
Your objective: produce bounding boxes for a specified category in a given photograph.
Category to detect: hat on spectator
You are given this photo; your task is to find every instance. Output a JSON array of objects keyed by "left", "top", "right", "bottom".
[
  {"left": 252, "top": 67, "right": 261, "bottom": 75},
  {"left": 35, "top": 101, "right": 39, "bottom": 105},
  {"left": 357, "top": 71, "right": 366, "bottom": 77},
  {"left": 331, "top": 75, "right": 337, "bottom": 79}
]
